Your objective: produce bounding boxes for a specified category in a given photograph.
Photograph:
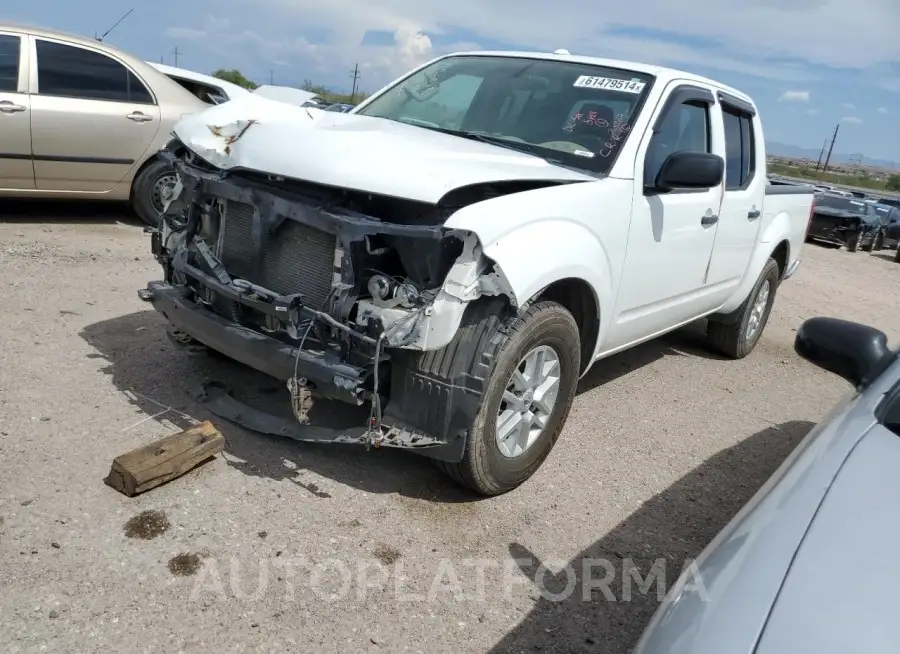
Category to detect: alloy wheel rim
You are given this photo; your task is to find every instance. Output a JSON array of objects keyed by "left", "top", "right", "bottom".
[
  {"left": 745, "top": 280, "right": 770, "bottom": 343},
  {"left": 495, "top": 345, "right": 561, "bottom": 458}
]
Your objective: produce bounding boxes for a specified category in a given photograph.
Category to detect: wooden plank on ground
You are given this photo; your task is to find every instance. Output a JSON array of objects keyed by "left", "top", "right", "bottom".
[{"left": 104, "top": 421, "right": 224, "bottom": 497}]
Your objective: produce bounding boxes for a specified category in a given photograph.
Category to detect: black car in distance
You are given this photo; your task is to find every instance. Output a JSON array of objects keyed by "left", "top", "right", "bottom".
[{"left": 806, "top": 193, "right": 885, "bottom": 252}]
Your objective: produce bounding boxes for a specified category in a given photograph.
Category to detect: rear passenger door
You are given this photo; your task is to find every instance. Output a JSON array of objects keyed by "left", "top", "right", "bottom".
[
  {"left": 0, "top": 31, "right": 35, "bottom": 190},
  {"left": 704, "top": 94, "right": 764, "bottom": 296},
  {"left": 29, "top": 37, "right": 161, "bottom": 192}
]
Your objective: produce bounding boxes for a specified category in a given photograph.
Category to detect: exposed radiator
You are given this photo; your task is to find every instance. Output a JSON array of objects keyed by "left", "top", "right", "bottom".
[{"left": 216, "top": 201, "right": 336, "bottom": 310}]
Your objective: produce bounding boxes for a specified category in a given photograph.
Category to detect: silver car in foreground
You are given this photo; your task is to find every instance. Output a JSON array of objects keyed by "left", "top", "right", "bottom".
[{"left": 635, "top": 316, "right": 900, "bottom": 654}]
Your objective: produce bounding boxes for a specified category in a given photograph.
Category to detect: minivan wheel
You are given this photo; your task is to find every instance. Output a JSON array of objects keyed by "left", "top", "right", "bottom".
[
  {"left": 436, "top": 301, "right": 581, "bottom": 496},
  {"left": 132, "top": 160, "right": 177, "bottom": 228},
  {"left": 706, "top": 258, "right": 780, "bottom": 359}
]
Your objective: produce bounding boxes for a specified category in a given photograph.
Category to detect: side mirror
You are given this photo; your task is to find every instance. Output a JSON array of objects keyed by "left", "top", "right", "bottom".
[
  {"left": 794, "top": 317, "right": 896, "bottom": 389},
  {"left": 653, "top": 151, "right": 724, "bottom": 192}
]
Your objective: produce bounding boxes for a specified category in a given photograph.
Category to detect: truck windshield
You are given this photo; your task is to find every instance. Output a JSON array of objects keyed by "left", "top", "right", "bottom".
[{"left": 355, "top": 55, "right": 655, "bottom": 175}]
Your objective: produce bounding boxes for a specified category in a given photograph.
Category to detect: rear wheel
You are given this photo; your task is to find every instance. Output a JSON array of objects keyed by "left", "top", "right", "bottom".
[
  {"left": 706, "top": 258, "right": 779, "bottom": 359},
  {"left": 437, "top": 301, "right": 580, "bottom": 496},
  {"left": 871, "top": 232, "right": 884, "bottom": 252},
  {"left": 132, "top": 159, "right": 177, "bottom": 228}
]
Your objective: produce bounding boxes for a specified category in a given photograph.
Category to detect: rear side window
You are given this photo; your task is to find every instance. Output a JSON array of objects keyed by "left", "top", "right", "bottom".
[
  {"left": 0, "top": 34, "right": 19, "bottom": 92},
  {"left": 722, "top": 108, "right": 756, "bottom": 190},
  {"left": 36, "top": 40, "right": 153, "bottom": 104}
]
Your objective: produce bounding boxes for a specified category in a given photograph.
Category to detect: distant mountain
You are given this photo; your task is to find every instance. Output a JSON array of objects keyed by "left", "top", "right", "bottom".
[{"left": 766, "top": 141, "right": 895, "bottom": 169}]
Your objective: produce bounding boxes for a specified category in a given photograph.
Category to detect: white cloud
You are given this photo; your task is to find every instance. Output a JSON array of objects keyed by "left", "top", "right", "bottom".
[
  {"left": 841, "top": 116, "right": 863, "bottom": 124},
  {"left": 842, "top": 102, "right": 855, "bottom": 108},
  {"left": 779, "top": 90, "right": 810, "bottom": 102},
  {"left": 877, "top": 106, "right": 889, "bottom": 114},
  {"left": 167, "top": 0, "right": 900, "bottom": 91}
]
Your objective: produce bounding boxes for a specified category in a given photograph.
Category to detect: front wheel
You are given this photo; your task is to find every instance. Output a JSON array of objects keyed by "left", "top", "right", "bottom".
[
  {"left": 871, "top": 232, "right": 884, "bottom": 252},
  {"left": 131, "top": 160, "right": 177, "bottom": 228},
  {"left": 846, "top": 229, "right": 862, "bottom": 253},
  {"left": 437, "top": 301, "right": 581, "bottom": 496},
  {"left": 706, "top": 258, "right": 780, "bottom": 359}
]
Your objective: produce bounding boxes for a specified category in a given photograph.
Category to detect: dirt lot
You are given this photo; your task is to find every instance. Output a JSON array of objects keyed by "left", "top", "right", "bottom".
[{"left": 2, "top": 205, "right": 900, "bottom": 653}]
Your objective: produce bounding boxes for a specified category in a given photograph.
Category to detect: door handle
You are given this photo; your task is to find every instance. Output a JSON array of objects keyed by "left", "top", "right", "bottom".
[
  {"left": 126, "top": 111, "right": 153, "bottom": 123},
  {"left": 0, "top": 100, "right": 26, "bottom": 113},
  {"left": 748, "top": 208, "right": 761, "bottom": 220},
  {"left": 701, "top": 214, "right": 719, "bottom": 226}
]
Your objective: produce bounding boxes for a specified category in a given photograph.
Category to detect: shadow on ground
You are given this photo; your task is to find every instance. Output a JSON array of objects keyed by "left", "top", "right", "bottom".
[
  {"left": 871, "top": 251, "right": 898, "bottom": 263},
  {"left": 2, "top": 199, "right": 139, "bottom": 225},
  {"left": 489, "top": 419, "right": 814, "bottom": 654},
  {"left": 82, "top": 309, "right": 724, "bottom": 502}
]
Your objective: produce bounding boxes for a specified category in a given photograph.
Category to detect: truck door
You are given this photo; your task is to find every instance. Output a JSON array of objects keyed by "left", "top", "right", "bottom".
[
  {"left": 607, "top": 83, "right": 724, "bottom": 350},
  {"left": 702, "top": 93, "right": 764, "bottom": 297},
  {"left": 0, "top": 31, "right": 35, "bottom": 190}
]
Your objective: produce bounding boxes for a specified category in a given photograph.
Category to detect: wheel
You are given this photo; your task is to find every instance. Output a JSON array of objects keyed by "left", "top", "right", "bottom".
[
  {"left": 894, "top": 245, "right": 900, "bottom": 263},
  {"left": 871, "top": 232, "right": 884, "bottom": 252},
  {"left": 706, "top": 258, "right": 780, "bottom": 359},
  {"left": 436, "top": 301, "right": 581, "bottom": 496},
  {"left": 846, "top": 229, "right": 862, "bottom": 253},
  {"left": 131, "top": 159, "right": 177, "bottom": 228}
]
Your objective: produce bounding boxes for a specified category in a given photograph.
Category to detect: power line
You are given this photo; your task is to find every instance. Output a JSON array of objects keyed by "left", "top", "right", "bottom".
[{"left": 349, "top": 63, "right": 360, "bottom": 101}]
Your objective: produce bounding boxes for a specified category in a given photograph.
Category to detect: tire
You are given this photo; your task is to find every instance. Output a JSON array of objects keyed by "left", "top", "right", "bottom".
[
  {"left": 706, "top": 258, "right": 780, "bottom": 359},
  {"left": 894, "top": 245, "right": 900, "bottom": 263},
  {"left": 436, "top": 301, "right": 581, "bottom": 496},
  {"left": 871, "top": 232, "right": 884, "bottom": 252},
  {"left": 131, "top": 159, "right": 178, "bottom": 228},
  {"left": 846, "top": 229, "right": 862, "bottom": 253}
]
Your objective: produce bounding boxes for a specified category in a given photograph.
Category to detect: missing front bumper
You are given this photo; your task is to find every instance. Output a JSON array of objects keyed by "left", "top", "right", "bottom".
[{"left": 142, "top": 281, "right": 368, "bottom": 403}]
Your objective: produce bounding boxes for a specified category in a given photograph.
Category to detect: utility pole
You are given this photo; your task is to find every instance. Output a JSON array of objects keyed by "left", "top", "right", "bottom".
[
  {"left": 822, "top": 122, "right": 840, "bottom": 174},
  {"left": 159, "top": 55, "right": 164, "bottom": 64},
  {"left": 349, "top": 63, "right": 360, "bottom": 101},
  {"left": 814, "top": 138, "right": 828, "bottom": 171},
  {"left": 172, "top": 46, "right": 181, "bottom": 67},
  {"left": 270, "top": 70, "right": 274, "bottom": 85}
]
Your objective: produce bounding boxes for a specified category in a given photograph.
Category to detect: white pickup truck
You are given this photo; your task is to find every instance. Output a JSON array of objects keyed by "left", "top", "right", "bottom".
[{"left": 142, "top": 50, "right": 813, "bottom": 495}]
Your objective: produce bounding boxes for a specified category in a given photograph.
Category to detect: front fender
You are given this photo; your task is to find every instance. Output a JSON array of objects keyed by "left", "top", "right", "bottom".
[{"left": 479, "top": 219, "right": 613, "bottom": 312}]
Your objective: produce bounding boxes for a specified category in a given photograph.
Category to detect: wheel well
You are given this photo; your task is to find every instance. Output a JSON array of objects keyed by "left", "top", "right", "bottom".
[
  {"left": 534, "top": 278, "right": 599, "bottom": 374},
  {"left": 771, "top": 240, "right": 789, "bottom": 279}
]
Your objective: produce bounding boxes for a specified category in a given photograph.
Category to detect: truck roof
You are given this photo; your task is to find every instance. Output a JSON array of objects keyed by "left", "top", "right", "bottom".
[{"left": 447, "top": 50, "right": 754, "bottom": 104}]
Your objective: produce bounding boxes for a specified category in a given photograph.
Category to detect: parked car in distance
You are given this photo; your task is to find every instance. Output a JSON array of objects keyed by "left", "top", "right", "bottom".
[
  {"left": 635, "top": 316, "right": 900, "bottom": 654},
  {"left": 148, "top": 62, "right": 251, "bottom": 105},
  {"left": 806, "top": 192, "right": 884, "bottom": 251},
  {"left": 871, "top": 202, "right": 900, "bottom": 250},
  {"left": 144, "top": 50, "right": 813, "bottom": 495},
  {"left": 323, "top": 102, "right": 355, "bottom": 113},
  {"left": 876, "top": 196, "right": 900, "bottom": 210},
  {"left": 0, "top": 23, "right": 207, "bottom": 226}
]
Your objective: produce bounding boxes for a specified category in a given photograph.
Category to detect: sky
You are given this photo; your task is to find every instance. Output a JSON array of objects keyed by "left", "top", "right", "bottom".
[{"left": 6, "top": 0, "right": 900, "bottom": 163}]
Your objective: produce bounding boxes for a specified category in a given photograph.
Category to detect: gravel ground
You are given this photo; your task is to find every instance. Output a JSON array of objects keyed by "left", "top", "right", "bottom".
[{"left": 3, "top": 205, "right": 900, "bottom": 653}]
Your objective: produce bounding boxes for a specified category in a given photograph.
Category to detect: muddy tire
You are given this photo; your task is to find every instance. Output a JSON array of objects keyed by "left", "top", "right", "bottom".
[
  {"left": 436, "top": 301, "right": 581, "bottom": 496},
  {"left": 706, "top": 258, "right": 780, "bottom": 359},
  {"left": 132, "top": 159, "right": 177, "bottom": 228}
]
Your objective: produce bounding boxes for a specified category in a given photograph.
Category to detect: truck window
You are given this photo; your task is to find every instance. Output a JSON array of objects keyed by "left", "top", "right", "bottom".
[
  {"left": 0, "top": 34, "right": 19, "bottom": 92},
  {"left": 357, "top": 55, "right": 655, "bottom": 175},
  {"left": 722, "top": 107, "right": 755, "bottom": 190},
  {"left": 35, "top": 39, "right": 153, "bottom": 104},
  {"left": 644, "top": 101, "right": 710, "bottom": 183}
]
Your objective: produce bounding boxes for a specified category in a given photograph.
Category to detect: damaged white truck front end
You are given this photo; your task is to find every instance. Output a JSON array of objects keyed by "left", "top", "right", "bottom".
[{"left": 140, "top": 82, "right": 600, "bottom": 496}]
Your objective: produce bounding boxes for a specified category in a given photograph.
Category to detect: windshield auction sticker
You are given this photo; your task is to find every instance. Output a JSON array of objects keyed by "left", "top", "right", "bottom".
[{"left": 573, "top": 76, "right": 645, "bottom": 93}]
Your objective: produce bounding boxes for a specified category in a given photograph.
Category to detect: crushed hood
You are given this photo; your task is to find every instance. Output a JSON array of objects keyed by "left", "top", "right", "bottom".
[{"left": 171, "top": 94, "right": 594, "bottom": 204}]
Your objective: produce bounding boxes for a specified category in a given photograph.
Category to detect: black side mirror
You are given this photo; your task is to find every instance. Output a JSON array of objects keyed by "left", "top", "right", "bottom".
[
  {"left": 653, "top": 151, "right": 724, "bottom": 192},
  {"left": 794, "top": 317, "right": 896, "bottom": 389}
]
